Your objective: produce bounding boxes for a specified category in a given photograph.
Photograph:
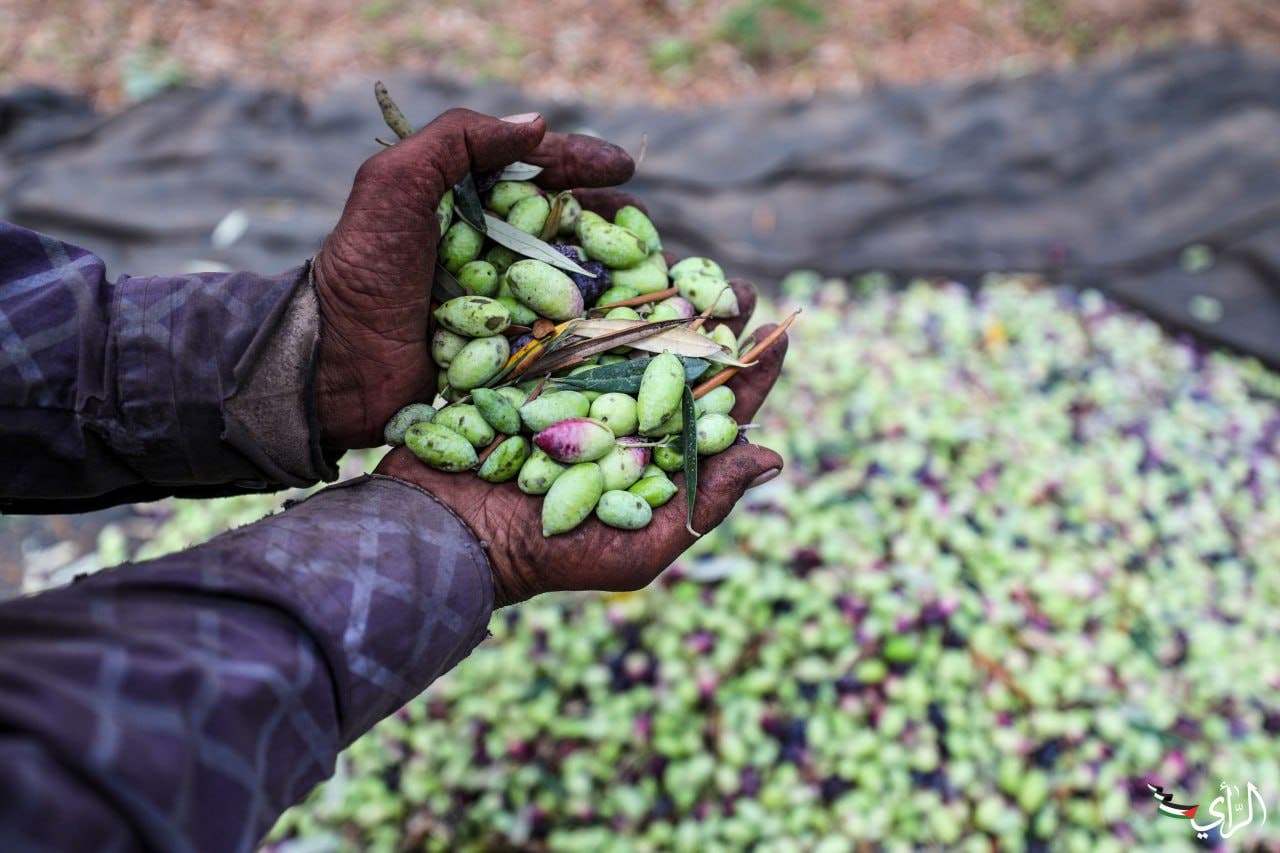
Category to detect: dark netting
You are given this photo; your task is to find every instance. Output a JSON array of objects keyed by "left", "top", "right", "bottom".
[{"left": 2, "top": 46, "right": 1278, "bottom": 366}]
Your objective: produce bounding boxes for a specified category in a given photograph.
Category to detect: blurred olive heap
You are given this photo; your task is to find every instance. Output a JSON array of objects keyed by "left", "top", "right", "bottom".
[
  {"left": 385, "top": 171, "right": 788, "bottom": 536},
  {"left": 258, "top": 275, "right": 1280, "bottom": 850}
]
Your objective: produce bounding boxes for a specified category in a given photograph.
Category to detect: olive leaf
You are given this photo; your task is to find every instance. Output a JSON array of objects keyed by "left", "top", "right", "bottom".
[
  {"left": 433, "top": 263, "right": 466, "bottom": 300},
  {"left": 681, "top": 384, "right": 700, "bottom": 536},
  {"left": 483, "top": 215, "right": 596, "bottom": 278},
  {"left": 571, "top": 319, "right": 754, "bottom": 366},
  {"left": 494, "top": 161, "right": 544, "bottom": 181},
  {"left": 452, "top": 173, "right": 488, "bottom": 235},
  {"left": 551, "top": 356, "right": 709, "bottom": 394}
]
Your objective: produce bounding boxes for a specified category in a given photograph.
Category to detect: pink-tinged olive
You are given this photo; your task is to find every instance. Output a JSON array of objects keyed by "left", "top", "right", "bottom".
[
  {"left": 433, "top": 404, "right": 496, "bottom": 449},
  {"left": 472, "top": 387, "right": 522, "bottom": 434},
  {"left": 669, "top": 256, "right": 724, "bottom": 283},
  {"left": 439, "top": 220, "right": 484, "bottom": 273},
  {"left": 383, "top": 403, "right": 437, "bottom": 446},
  {"left": 677, "top": 271, "right": 739, "bottom": 318},
  {"left": 507, "top": 194, "right": 551, "bottom": 235},
  {"left": 495, "top": 295, "right": 539, "bottom": 326},
  {"left": 533, "top": 417, "right": 617, "bottom": 463},
  {"left": 648, "top": 297, "right": 696, "bottom": 322},
  {"left": 614, "top": 205, "right": 662, "bottom": 253},
  {"left": 542, "top": 463, "right": 605, "bottom": 536},
  {"left": 457, "top": 260, "right": 499, "bottom": 297},
  {"left": 485, "top": 180, "right": 540, "bottom": 216},
  {"left": 695, "top": 413, "right": 738, "bottom": 455},
  {"left": 653, "top": 444, "right": 683, "bottom": 473},
  {"left": 638, "top": 352, "right": 686, "bottom": 436},
  {"left": 446, "top": 334, "right": 509, "bottom": 391},
  {"left": 610, "top": 254, "right": 669, "bottom": 294},
  {"left": 695, "top": 385, "right": 736, "bottom": 417},
  {"left": 629, "top": 475, "right": 678, "bottom": 508},
  {"left": 477, "top": 435, "right": 531, "bottom": 483},
  {"left": 507, "top": 259, "right": 585, "bottom": 322},
  {"left": 595, "top": 489, "right": 653, "bottom": 530},
  {"left": 577, "top": 216, "right": 649, "bottom": 270},
  {"left": 590, "top": 392, "right": 639, "bottom": 436},
  {"left": 520, "top": 391, "right": 591, "bottom": 433},
  {"left": 598, "top": 436, "right": 651, "bottom": 491},
  {"left": 518, "top": 448, "right": 568, "bottom": 495},
  {"left": 434, "top": 296, "right": 511, "bottom": 337},
  {"left": 404, "top": 422, "right": 478, "bottom": 472},
  {"left": 431, "top": 327, "right": 469, "bottom": 368}
]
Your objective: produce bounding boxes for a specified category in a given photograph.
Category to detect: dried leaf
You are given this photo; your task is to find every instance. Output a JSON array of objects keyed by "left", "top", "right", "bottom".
[
  {"left": 495, "top": 161, "right": 544, "bottom": 181},
  {"left": 513, "top": 319, "right": 688, "bottom": 377},
  {"left": 483, "top": 215, "right": 596, "bottom": 277},
  {"left": 552, "top": 356, "right": 709, "bottom": 393},
  {"left": 452, "top": 172, "right": 487, "bottom": 235},
  {"left": 539, "top": 191, "right": 573, "bottom": 242},
  {"left": 681, "top": 385, "right": 699, "bottom": 536},
  {"left": 571, "top": 319, "right": 753, "bottom": 366},
  {"left": 433, "top": 263, "right": 466, "bottom": 300}
]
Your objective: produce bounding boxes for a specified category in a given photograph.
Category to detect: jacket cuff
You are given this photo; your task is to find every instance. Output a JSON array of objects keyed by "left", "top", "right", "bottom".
[{"left": 223, "top": 259, "right": 339, "bottom": 487}]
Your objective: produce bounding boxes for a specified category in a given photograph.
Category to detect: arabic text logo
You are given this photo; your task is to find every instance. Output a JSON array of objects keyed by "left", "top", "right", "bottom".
[{"left": 1148, "top": 781, "right": 1268, "bottom": 841}]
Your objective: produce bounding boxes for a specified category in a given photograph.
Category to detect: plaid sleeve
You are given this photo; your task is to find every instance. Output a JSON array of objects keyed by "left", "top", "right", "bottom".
[
  {"left": 0, "top": 221, "right": 337, "bottom": 513},
  {"left": 0, "top": 475, "right": 494, "bottom": 852}
]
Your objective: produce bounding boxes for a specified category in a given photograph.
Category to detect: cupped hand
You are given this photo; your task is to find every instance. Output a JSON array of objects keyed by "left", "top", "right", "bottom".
[
  {"left": 314, "top": 108, "right": 636, "bottom": 449},
  {"left": 375, "top": 281, "right": 786, "bottom": 607}
]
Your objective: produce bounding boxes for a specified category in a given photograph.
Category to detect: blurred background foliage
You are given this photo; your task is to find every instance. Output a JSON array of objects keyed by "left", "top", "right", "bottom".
[
  {"left": 3, "top": 0, "right": 1280, "bottom": 107},
  {"left": 3, "top": 1, "right": 1280, "bottom": 849}
]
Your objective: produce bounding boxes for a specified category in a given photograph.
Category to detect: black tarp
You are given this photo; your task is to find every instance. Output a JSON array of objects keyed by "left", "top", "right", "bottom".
[{"left": 2, "top": 46, "right": 1278, "bottom": 366}]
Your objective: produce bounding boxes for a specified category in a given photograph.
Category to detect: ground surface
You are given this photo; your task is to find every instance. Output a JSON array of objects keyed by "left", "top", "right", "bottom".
[{"left": 3, "top": 0, "right": 1280, "bottom": 107}]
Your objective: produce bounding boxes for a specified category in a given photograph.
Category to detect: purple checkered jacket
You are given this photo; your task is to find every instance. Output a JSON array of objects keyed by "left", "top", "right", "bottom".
[{"left": 0, "top": 222, "right": 495, "bottom": 851}]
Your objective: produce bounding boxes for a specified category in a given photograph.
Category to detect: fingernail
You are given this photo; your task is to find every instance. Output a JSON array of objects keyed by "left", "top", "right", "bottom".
[
  {"left": 747, "top": 468, "right": 781, "bottom": 490},
  {"left": 501, "top": 112, "right": 541, "bottom": 124}
]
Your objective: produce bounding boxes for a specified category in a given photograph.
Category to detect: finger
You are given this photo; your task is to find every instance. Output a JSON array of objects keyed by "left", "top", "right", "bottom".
[
  {"left": 726, "top": 323, "right": 789, "bottom": 423},
  {"left": 572, "top": 187, "right": 645, "bottom": 219},
  {"left": 527, "top": 133, "right": 635, "bottom": 188},
  {"left": 370, "top": 108, "right": 547, "bottom": 198},
  {"left": 651, "top": 443, "right": 783, "bottom": 541}
]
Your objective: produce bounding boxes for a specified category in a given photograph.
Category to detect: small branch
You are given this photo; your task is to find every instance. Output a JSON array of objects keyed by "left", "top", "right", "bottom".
[
  {"left": 374, "top": 81, "right": 414, "bottom": 140},
  {"left": 477, "top": 435, "right": 507, "bottom": 465},
  {"left": 595, "top": 286, "right": 678, "bottom": 311},
  {"left": 691, "top": 309, "right": 798, "bottom": 399}
]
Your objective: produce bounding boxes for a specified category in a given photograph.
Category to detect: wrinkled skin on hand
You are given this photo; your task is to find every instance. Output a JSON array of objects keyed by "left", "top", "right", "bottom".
[
  {"left": 377, "top": 282, "right": 786, "bottom": 607},
  {"left": 314, "top": 108, "right": 637, "bottom": 449}
]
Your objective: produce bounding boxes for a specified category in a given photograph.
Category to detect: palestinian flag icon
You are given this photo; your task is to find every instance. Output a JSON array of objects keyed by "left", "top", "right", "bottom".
[{"left": 1148, "top": 783, "right": 1199, "bottom": 820}]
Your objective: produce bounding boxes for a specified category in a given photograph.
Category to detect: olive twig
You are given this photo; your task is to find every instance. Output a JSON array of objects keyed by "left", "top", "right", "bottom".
[{"left": 691, "top": 309, "right": 798, "bottom": 399}]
